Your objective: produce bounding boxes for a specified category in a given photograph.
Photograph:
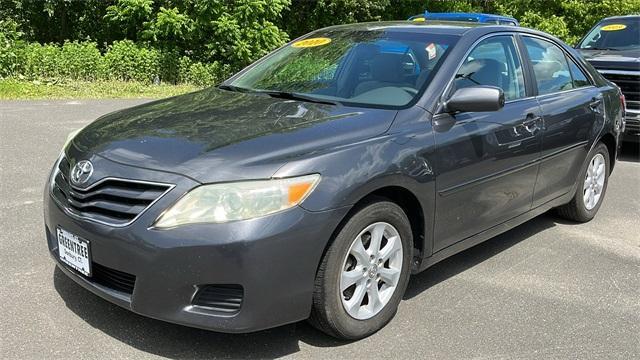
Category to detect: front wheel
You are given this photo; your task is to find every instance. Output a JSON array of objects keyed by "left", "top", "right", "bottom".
[
  {"left": 309, "top": 200, "right": 413, "bottom": 339},
  {"left": 557, "top": 142, "right": 610, "bottom": 222}
]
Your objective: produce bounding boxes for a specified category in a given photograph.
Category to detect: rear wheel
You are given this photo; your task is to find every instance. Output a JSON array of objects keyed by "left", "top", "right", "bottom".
[
  {"left": 557, "top": 142, "right": 610, "bottom": 222},
  {"left": 309, "top": 200, "right": 412, "bottom": 339}
]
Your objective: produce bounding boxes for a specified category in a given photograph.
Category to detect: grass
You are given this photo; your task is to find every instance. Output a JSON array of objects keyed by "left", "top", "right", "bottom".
[{"left": 0, "top": 78, "right": 202, "bottom": 99}]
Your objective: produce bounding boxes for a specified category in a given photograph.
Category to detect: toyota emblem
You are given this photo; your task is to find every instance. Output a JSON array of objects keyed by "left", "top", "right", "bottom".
[{"left": 70, "top": 160, "right": 93, "bottom": 185}]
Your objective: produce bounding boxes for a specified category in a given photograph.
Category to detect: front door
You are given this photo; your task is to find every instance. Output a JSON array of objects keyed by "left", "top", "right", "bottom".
[{"left": 432, "top": 34, "right": 542, "bottom": 252}]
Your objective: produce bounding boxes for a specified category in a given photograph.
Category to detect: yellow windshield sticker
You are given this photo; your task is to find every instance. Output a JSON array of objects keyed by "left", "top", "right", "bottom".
[
  {"left": 292, "top": 37, "right": 332, "bottom": 48},
  {"left": 601, "top": 24, "right": 627, "bottom": 31},
  {"left": 412, "top": 17, "right": 426, "bottom": 22}
]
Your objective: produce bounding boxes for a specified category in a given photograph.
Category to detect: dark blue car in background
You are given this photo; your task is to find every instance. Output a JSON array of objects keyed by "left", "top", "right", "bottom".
[
  {"left": 409, "top": 11, "right": 519, "bottom": 26},
  {"left": 576, "top": 15, "right": 640, "bottom": 142}
]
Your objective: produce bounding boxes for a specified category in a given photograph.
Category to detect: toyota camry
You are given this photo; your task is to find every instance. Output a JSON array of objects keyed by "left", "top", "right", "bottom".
[{"left": 45, "top": 21, "right": 624, "bottom": 339}]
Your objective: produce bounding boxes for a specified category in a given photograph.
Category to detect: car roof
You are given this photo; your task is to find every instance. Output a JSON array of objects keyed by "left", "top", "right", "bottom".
[
  {"left": 311, "top": 21, "right": 571, "bottom": 54},
  {"left": 318, "top": 20, "right": 488, "bottom": 35},
  {"left": 316, "top": 20, "right": 544, "bottom": 38},
  {"left": 601, "top": 15, "right": 640, "bottom": 21}
]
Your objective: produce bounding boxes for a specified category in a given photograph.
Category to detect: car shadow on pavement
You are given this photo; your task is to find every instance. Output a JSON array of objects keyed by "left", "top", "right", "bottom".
[
  {"left": 54, "top": 212, "right": 567, "bottom": 358},
  {"left": 53, "top": 267, "right": 347, "bottom": 359},
  {"left": 618, "top": 142, "right": 639, "bottom": 163},
  {"left": 404, "top": 213, "right": 558, "bottom": 300}
]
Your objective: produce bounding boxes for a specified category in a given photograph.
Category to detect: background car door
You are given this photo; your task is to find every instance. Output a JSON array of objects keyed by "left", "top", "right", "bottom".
[
  {"left": 521, "top": 36, "right": 604, "bottom": 207},
  {"left": 432, "top": 35, "right": 543, "bottom": 252}
]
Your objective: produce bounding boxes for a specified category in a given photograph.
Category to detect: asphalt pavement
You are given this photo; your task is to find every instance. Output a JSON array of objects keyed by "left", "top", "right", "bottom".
[{"left": 1, "top": 100, "right": 639, "bottom": 359}]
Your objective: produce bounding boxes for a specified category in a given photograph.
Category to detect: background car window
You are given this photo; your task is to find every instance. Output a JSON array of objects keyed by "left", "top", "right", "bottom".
[
  {"left": 523, "top": 37, "right": 574, "bottom": 95},
  {"left": 566, "top": 56, "right": 590, "bottom": 88},
  {"left": 453, "top": 36, "right": 525, "bottom": 101},
  {"left": 578, "top": 18, "right": 640, "bottom": 50}
]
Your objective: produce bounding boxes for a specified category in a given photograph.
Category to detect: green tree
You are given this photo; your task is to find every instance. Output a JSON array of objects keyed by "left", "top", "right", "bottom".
[
  {"left": 101, "top": 0, "right": 291, "bottom": 68},
  {"left": 493, "top": 0, "right": 640, "bottom": 44},
  {"left": 283, "top": 0, "right": 390, "bottom": 37},
  {"left": 190, "top": 0, "right": 290, "bottom": 67},
  {"left": 104, "top": 0, "right": 154, "bottom": 42},
  {"left": 2, "top": 0, "right": 640, "bottom": 84}
]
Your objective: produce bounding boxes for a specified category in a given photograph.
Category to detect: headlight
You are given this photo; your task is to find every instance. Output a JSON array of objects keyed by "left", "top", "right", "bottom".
[
  {"left": 154, "top": 174, "right": 321, "bottom": 228},
  {"left": 63, "top": 128, "right": 81, "bottom": 151},
  {"left": 49, "top": 153, "right": 64, "bottom": 192},
  {"left": 50, "top": 129, "right": 80, "bottom": 191}
]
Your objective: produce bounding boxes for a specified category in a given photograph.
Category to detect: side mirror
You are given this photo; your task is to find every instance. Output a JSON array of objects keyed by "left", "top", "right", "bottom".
[{"left": 444, "top": 86, "right": 505, "bottom": 113}]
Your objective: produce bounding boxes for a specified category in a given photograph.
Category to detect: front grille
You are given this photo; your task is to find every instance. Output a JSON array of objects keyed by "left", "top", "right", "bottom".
[
  {"left": 92, "top": 262, "right": 136, "bottom": 294},
  {"left": 51, "top": 156, "right": 172, "bottom": 226},
  {"left": 625, "top": 117, "right": 640, "bottom": 134},
  {"left": 627, "top": 100, "right": 640, "bottom": 112},
  {"left": 192, "top": 285, "right": 244, "bottom": 313},
  {"left": 600, "top": 72, "right": 640, "bottom": 109}
]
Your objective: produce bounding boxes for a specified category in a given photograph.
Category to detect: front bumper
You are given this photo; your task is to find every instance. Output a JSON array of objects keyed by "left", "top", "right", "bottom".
[
  {"left": 45, "top": 166, "right": 349, "bottom": 333},
  {"left": 622, "top": 109, "right": 640, "bottom": 142}
]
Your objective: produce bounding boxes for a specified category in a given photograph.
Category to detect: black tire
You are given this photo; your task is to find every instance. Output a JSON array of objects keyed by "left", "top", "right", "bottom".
[
  {"left": 309, "top": 200, "right": 413, "bottom": 340},
  {"left": 557, "top": 142, "right": 610, "bottom": 222}
]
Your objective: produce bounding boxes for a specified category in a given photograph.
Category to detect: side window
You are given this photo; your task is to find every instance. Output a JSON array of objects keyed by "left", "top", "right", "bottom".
[
  {"left": 567, "top": 56, "right": 590, "bottom": 88},
  {"left": 454, "top": 35, "right": 525, "bottom": 101},
  {"left": 523, "top": 37, "right": 574, "bottom": 95}
]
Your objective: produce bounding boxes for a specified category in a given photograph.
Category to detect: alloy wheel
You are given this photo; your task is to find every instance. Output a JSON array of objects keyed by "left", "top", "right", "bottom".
[
  {"left": 583, "top": 153, "right": 606, "bottom": 210},
  {"left": 339, "top": 222, "right": 403, "bottom": 320}
]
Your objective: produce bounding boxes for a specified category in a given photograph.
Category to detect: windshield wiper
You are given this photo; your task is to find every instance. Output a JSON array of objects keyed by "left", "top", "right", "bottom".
[
  {"left": 217, "top": 84, "right": 252, "bottom": 93},
  {"left": 582, "top": 47, "right": 619, "bottom": 51},
  {"left": 257, "top": 90, "right": 338, "bottom": 106},
  {"left": 219, "top": 85, "right": 338, "bottom": 105}
]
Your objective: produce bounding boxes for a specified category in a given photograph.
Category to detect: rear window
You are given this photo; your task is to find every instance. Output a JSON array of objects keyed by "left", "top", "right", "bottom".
[
  {"left": 523, "top": 37, "right": 574, "bottom": 95},
  {"left": 567, "top": 58, "right": 590, "bottom": 88}
]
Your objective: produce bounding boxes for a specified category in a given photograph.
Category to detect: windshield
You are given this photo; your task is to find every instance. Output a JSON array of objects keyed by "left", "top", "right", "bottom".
[
  {"left": 228, "top": 28, "right": 459, "bottom": 108},
  {"left": 578, "top": 18, "right": 640, "bottom": 50}
]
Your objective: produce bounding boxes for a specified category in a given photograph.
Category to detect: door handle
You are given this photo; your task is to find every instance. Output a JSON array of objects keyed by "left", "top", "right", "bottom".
[
  {"left": 589, "top": 97, "right": 603, "bottom": 113},
  {"left": 522, "top": 116, "right": 542, "bottom": 134}
]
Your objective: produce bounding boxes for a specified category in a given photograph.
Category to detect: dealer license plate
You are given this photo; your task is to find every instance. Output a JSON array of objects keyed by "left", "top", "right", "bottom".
[{"left": 57, "top": 227, "right": 92, "bottom": 276}]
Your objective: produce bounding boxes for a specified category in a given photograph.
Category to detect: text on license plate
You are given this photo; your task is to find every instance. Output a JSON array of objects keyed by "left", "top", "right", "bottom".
[{"left": 57, "top": 227, "right": 92, "bottom": 276}]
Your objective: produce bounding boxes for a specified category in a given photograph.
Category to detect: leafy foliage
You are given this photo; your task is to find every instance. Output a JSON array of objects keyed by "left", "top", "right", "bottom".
[
  {"left": 0, "top": 19, "right": 24, "bottom": 78},
  {"left": 60, "top": 41, "right": 103, "bottom": 80},
  {"left": 1, "top": 0, "right": 639, "bottom": 86},
  {"left": 492, "top": 0, "right": 640, "bottom": 44},
  {"left": 22, "top": 43, "right": 62, "bottom": 80},
  {"left": 283, "top": 0, "right": 390, "bottom": 37},
  {"left": 105, "top": 0, "right": 155, "bottom": 41},
  {"left": 178, "top": 56, "right": 229, "bottom": 86},
  {"left": 103, "top": 40, "right": 160, "bottom": 82}
]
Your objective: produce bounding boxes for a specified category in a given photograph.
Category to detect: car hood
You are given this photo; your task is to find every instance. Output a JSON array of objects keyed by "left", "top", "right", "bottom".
[
  {"left": 579, "top": 48, "right": 640, "bottom": 72},
  {"left": 72, "top": 87, "right": 397, "bottom": 183}
]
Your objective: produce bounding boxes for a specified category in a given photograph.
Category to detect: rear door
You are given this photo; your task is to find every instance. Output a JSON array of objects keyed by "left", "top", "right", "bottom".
[
  {"left": 521, "top": 36, "right": 604, "bottom": 207},
  {"left": 432, "top": 34, "right": 543, "bottom": 251}
]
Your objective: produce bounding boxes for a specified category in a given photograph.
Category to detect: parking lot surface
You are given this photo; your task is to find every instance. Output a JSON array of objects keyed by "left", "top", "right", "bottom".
[{"left": 1, "top": 100, "right": 639, "bottom": 359}]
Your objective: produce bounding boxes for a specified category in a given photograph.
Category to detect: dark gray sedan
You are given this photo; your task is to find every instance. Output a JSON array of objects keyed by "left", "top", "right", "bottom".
[{"left": 45, "top": 21, "right": 624, "bottom": 339}]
